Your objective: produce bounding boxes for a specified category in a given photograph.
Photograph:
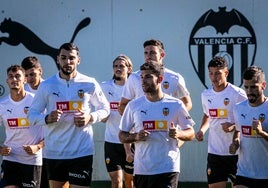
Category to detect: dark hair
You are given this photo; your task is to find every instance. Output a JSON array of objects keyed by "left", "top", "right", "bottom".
[
  {"left": 21, "top": 56, "right": 42, "bottom": 70},
  {"left": 112, "top": 55, "right": 133, "bottom": 79},
  {"left": 59, "top": 43, "right": 79, "bottom": 55},
  {"left": 143, "top": 39, "right": 164, "bottom": 50},
  {"left": 140, "top": 61, "right": 164, "bottom": 77},
  {"left": 7, "top": 65, "right": 25, "bottom": 75},
  {"left": 208, "top": 56, "right": 228, "bottom": 69},
  {"left": 243, "top": 66, "right": 265, "bottom": 82}
]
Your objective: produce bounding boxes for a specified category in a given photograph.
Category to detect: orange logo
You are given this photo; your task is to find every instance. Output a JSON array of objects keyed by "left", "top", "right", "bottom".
[
  {"left": 224, "top": 98, "right": 230, "bottom": 106},
  {"left": 163, "top": 81, "right": 169, "bottom": 89},
  {"left": 259, "top": 113, "right": 265, "bottom": 123},
  {"left": 78, "top": 89, "right": 84, "bottom": 99},
  {"left": 24, "top": 106, "right": 29, "bottom": 114},
  {"left": 163, "top": 108, "right": 169, "bottom": 116}
]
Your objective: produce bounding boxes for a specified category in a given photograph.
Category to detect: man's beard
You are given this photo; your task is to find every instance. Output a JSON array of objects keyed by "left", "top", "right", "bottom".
[
  {"left": 247, "top": 94, "right": 259, "bottom": 104},
  {"left": 60, "top": 66, "right": 74, "bottom": 76},
  {"left": 114, "top": 76, "right": 122, "bottom": 81},
  {"left": 143, "top": 84, "right": 157, "bottom": 94},
  {"left": 248, "top": 98, "right": 256, "bottom": 103}
]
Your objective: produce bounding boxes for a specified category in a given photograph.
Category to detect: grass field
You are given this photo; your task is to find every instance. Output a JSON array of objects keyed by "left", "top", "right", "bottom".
[{"left": 91, "top": 181, "right": 232, "bottom": 188}]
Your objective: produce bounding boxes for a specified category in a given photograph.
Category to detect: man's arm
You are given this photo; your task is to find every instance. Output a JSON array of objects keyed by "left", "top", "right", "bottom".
[
  {"left": 118, "top": 97, "right": 130, "bottom": 116},
  {"left": 119, "top": 130, "right": 138, "bottom": 143},
  {"left": 180, "top": 95, "right": 192, "bottom": 111},
  {"left": 124, "top": 143, "right": 134, "bottom": 163},
  {"left": 119, "top": 130, "right": 150, "bottom": 143},
  {"left": 169, "top": 122, "right": 195, "bottom": 141},
  {"left": 23, "top": 139, "right": 44, "bottom": 155},
  {"left": 174, "top": 95, "right": 192, "bottom": 147},
  {"left": 101, "top": 115, "right": 110, "bottom": 123},
  {"left": 195, "top": 114, "right": 210, "bottom": 141},
  {"left": 89, "top": 83, "right": 110, "bottom": 124},
  {"left": 253, "top": 119, "right": 268, "bottom": 142},
  {"left": 229, "top": 130, "right": 240, "bottom": 154}
]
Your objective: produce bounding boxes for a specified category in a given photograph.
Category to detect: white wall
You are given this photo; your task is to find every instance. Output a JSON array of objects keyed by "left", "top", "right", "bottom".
[{"left": 0, "top": 0, "right": 267, "bottom": 182}]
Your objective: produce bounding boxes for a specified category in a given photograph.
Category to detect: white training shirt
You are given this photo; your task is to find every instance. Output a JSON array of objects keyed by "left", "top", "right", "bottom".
[
  {"left": 120, "top": 94, "right": 195, "bottom": 175},
  {"left": 24, "top": 84, "right": 36, "bottom": 94},
  {"left": 201, "top": 83, "right": 247, "bottom": 155},
  {"left": 24, "top": 79, "right": 47, "bottom": 157},
  {"left": 27, "top": 72, "right": 110, "bottom": 159},
  {"left": 233, "top": 99, "right": 268, "bottom": 179},
  {"left": 0, "top": 91, "right": 43, "bottom": 165},
  {"left": 122, "top": 68, "right": 190, "bottom": 100},
  {"left": 24, "top": 78, "right": 44, "bottom": 94},
  {"left": 101, "top": 79, "right": 123, "bottom": 143}
]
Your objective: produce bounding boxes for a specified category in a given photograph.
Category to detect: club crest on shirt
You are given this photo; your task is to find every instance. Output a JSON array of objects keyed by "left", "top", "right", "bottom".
[
  {"left": 162, "top": 81, "right": 169, "bottom": 89},
  {"left": 163, "top": 107, "right": 169, "bottom": 116},
  {"left": 24, "top": 106, "right": 30, "bottom": 114},
  {"left": 78, "top": 89, "right": 84, "bottom": 98},
  {"left": 223, "top": 98, "right": 230, "bottom": 106},
  {"left": 259, "top": 113, "right": 265, "bottom": 123},
  {"left": 105, "top": 157, "right": 110, "bottom": 164}
]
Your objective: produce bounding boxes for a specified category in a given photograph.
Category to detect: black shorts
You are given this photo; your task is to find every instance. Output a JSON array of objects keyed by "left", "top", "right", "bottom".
[
  {"left": 234, "top": 175, "right": 268, "bottom": 188},
  {"left": 104, "top": 142, "right": 134, "bottom": 174},
  {"left": 46, "top": 155, "right": 93, "bottom": 186},
  {"left": 40, "top": 158, "right": 49, "bottom": 188},
  {"left": 134, "top": 172, "right": 179, "bottom": 188},
  {"left": 207, "top": 153, "right": 238, "bottom": 184},
  {"left": 2, "top": 160, "right": 41, "bottom": 188}
]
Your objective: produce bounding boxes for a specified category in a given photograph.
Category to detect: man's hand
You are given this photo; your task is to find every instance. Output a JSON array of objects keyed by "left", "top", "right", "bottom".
[
  {"left": 0, "top": 146, "right": 11, "bottom": 156},
  {"left": 252, "top": 118, "right": 263, "bottom": 135},
  {"left": 229, "top": 139, "right": 240, "bottom": 154},
  {"left": 125, "top": 144, "right": 134, "bottom": 163},
  {"left": 45, "top": 109, "right": 63, "bottom": 124},
  {"left": 195, "top": 130, "right": 204, "bottom": 141},
  {"left": 136, "top": 130, "right": 150, "bottom": 141},
  {"left": 169, "top": 122, "right": 179, "bottom": 139},
  {"left": 221, "top": 122, "right": 235, "bottom": 133},
  {"left": 74, "top": 110, "right": 92, "bottom": 127},
  {"left": 23, "top": 144, "right": 40, "bottom": 155}
]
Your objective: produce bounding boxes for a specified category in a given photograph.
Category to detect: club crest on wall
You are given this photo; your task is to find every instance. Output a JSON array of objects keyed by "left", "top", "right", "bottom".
[{"left": 189, "top": 7, "right": 257, "bottom": 88}]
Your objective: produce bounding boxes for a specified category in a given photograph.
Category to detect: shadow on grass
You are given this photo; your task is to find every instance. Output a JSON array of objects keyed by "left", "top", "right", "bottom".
[{"left": 91, "top": 181, "right": 232, "bottom": 188}]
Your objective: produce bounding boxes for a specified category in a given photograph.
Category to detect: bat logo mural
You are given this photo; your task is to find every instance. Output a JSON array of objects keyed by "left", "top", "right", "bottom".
[
  {"left": 0, "top": 85, "right": 4, "bottom": 96},
  {"left": 0, "top": 17, "right": 91, "bottom": 69},
  {"left": 189, "top": 7, "right": 257, "bottom": 88}
]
